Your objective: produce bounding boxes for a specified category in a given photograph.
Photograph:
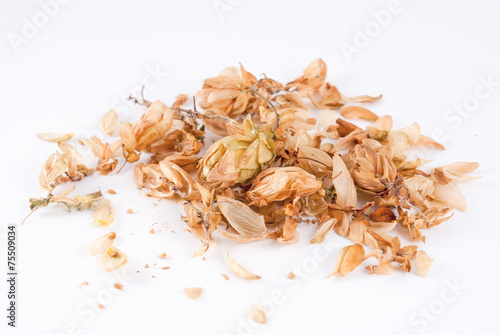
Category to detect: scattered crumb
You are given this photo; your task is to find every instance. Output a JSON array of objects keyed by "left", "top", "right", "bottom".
[
  {"left": 288, "top": 271, "right": 296, "bottom": 279},
  {"left": 162, "top": 266, "right": 170, "bottom": 270},
  {"left": 221, "top": 273, "right": 229, "bottom": 280},
  {"left": 145, "top": 264, "right": 149, "bottom": 268},
  {"left": 150, "top": 229, "right": 155, "bottom": 234},
  {"left": 127, "top": 209, "right": 134, "bottom": 214},
  {"left": 114, "top": 283, "right": 124, "bottom": 291},
  {"left": 136, "top": 270, "right": 140, "bottom": 273},
  {"left": 202, "top": 257, "right": 206, "bottom": 261},
  {"left": 98, "top": 304, "right": 105, "bottom": 309},
  {"left": 152, "top": 275, "right": 156, "bottom": 278},
  {"left": 108, "top": 189, "right": 116, "bottom": 194},
  {"left": 159, "top": 253, "right": 167, "bottom": 259},
  {"left": 78, "top": 281, "right": 88, "bottom": 289}
]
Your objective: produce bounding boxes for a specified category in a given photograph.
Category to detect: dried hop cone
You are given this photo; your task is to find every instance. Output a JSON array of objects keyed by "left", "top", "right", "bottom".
[
  {"left": 350, "top": 143, "right": 398, "bottom": 195},
  {"left": 198, "top": 117, "right": 276, "bottom": 188}
]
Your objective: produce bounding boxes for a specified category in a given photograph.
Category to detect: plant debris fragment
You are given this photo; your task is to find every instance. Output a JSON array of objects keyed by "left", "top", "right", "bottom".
[
  {"left": 246, "top": 302, "right": 267, "bottom": 324},
  {"left": 184, "top": 287, "right": 203, "bottom": 300},
  {"left": 26, "top": 59, "right": 479, "bottom": 278}
]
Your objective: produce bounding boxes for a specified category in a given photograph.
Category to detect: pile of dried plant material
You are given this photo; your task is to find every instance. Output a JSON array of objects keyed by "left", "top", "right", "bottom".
[{"left": 27, "top": 59, "right": 479, "bottom": 277}]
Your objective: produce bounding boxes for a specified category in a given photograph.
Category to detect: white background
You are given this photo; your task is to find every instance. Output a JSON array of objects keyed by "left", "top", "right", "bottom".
[{"left": 1, "top": 1, "right": 500, "bottom": 334}]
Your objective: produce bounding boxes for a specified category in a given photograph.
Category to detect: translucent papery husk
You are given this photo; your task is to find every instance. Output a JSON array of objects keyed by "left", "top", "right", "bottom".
[
  {"left": 247, "top": 167, "right": 324, "bottom": 207},
  {"left": 119, "top": 100, "right": 174, "bottom": 163},
  {"left": 39, "top": 142, "right": 94, "bottom": 191},
  {"left": 285, "top": 58, "right": 327, "bottom": 96},
  {"left": 262, "top": 107, "right": 316, "bottom": 134},
  {"left": 150, "top": 154, "right": 199, "bottom": 173},
  {"left": 217, "top": 196, "right": 267, "bottom": 236},
  {"left": 149, "top": 118, "right": 204, "bottom": 158},
  {"left": 79, "top": 137, "right": 119, "bottom": 175},
  {"left": 295, "top": 146, "right": 333, "bottom": 178},
  {"left": 217, "top": 224, "right": 282, "bottom": 244},
  {"left": 182, "top": 201, "right": 219, "bottom": 257},
  {"left": 309, "top": 82, "right": 382, "bottom": 110},
  {"left": 198, "top": 64, "right": 280, "bottom": 119},
  {"left": 283, "top": 129, "right": 324, "bottom": 152},
  {"left": 99, "top": 247, "right": 128, "bottom": 272},
  {"left": 134, "top": 160, "right": 197, "bottom": 200},
  {"left": 201, "top": 111, "right": 242, "bottom": 137},
  {"left": 198, "top": 118, "right": 277, "bottom": 189}
]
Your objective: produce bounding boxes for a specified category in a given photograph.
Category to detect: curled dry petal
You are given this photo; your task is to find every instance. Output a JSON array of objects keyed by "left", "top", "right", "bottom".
[
  {"left": 91, "top": 199, "right": 115, "bottom": 226},
  {"left": 217, "top": 196, "right": 267, "bottom": 236},
  {"left": 227, "top": 252, "right": 261, "bottom": 280},
  {"left": 89, "top": 232, "right": 116, "bottom": 256},
  {"left": 310, "top": 218, "right": 337, "bottom": 244},
  {"left": 416, "top": 134, "right": 445, "bottom": 150},
  {"left": 184, "top": 287, "right": 203, "bottom": 300},
  {"left": 442, "top": 162, "right": 480, "bottom": 182},
  {"left": 37, "top": 132, "right": 73, "bottom": 143},
  {"left": 99, "top": 247, "right": 128, "bottom": 272},
  {"left": 246, "top": 302, "right": 267, "bottom": 324},
  {"left": 100, "top": 109, "right": 119, "bottom": 135},
  {"left": 247, "top": 167, "right": 323, "bottom": 207},
  {"left": 370, "top": 207, "right": 396, "bottom": 222},
  {"left": 366, "top": 260, "right": 396, "bottom": 275},
  {"left": 340, "top": 106, "right": 379, "bottom": 121},
  {"left": 285, "top": 58, "right": 327, "bottom": 94},
  {"left": 415, "top": 250, "right": 433, "bottom": 277},
  {"left": 328, "top": 243, "right": 365, "bottom": 277}
]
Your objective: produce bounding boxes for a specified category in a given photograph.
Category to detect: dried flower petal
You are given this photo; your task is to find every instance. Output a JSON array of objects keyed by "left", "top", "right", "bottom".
[
  {"left": 246, "top": 302, "right": 267, "bottom": 324},
  {"left": 328, "top": 244, "right": 365, "bottom": 277},
  {"left": 37, "top": 132, "right": 74, "bottom": 143},
  {"left": 184, "top": 287, "right": 203, "bottom": 300},
  {"left": 99, "top": 247, "right": 128, "bottom": 272},
  {"left": 91, "top": 199, "right": 115, "bottom": 226},
  {"left": 100, "top": 109, "right": 119, "bottom": 135},
  {"left": 340, "top": 106, "right": 379, "bottom": 121},
  {"left": 89, "top": 232, "right": 116, "bottom": 256},
  {"left": 310, "top": 218, "right": 336, "bottom": 244},
  {"left": 415, "top": 250, "right": 433, "bottom": 277},
  {"left": 217, "top": 197, "right": 266, "bottom": 236},
  {"left": 227, "top": 252, "right": 261, "bottom": 280}
]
